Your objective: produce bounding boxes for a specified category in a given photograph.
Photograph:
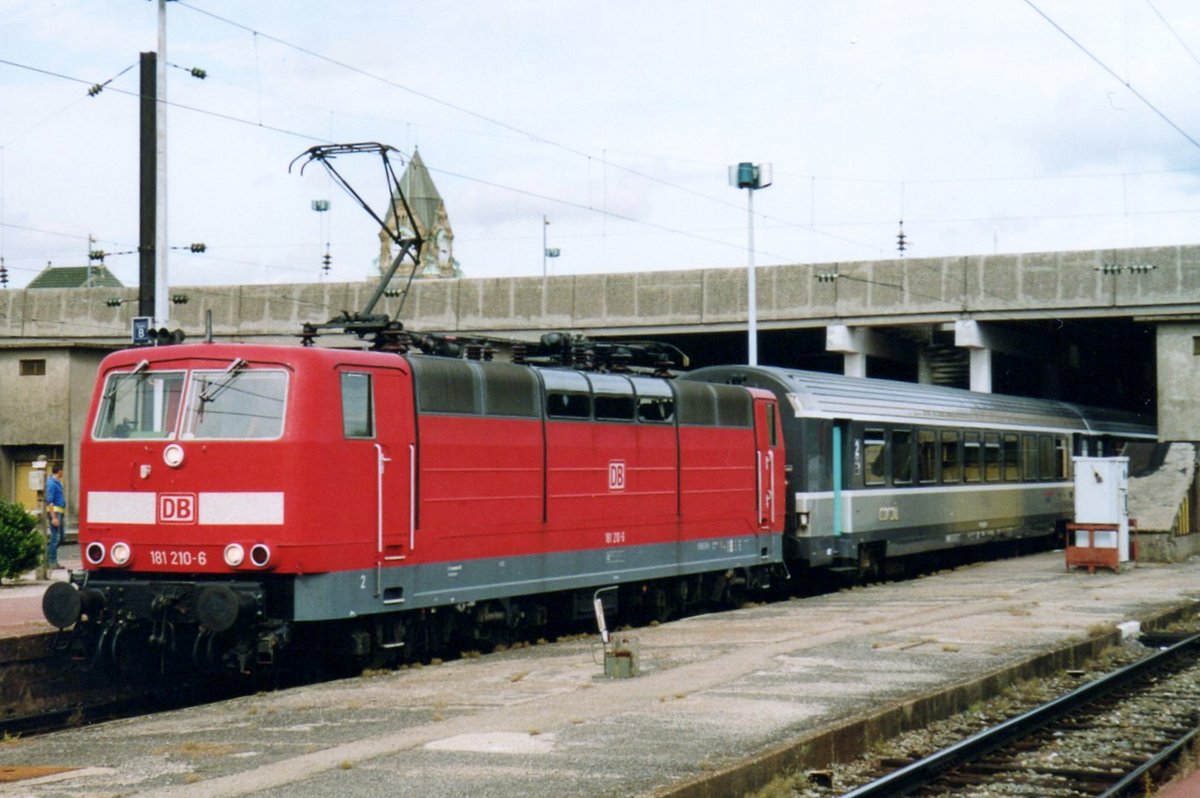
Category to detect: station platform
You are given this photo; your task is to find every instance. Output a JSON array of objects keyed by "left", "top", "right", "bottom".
[
  {"left": 0, "top": 543, "right": 80, "bottom": 639},
  {"left": 1, "top": 550, "right": 1199, "bottom": 797}
]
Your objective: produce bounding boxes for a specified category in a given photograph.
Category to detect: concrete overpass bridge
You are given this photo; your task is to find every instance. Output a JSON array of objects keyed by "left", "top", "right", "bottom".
[{"left": 2, "top": 244, "right": 1198, "bottom": 438}]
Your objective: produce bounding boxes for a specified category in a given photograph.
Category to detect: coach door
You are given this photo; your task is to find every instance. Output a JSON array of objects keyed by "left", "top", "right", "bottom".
[
  {"left": 340, "top": 367, "right": 413, "bottom": 574},
  {"left": 753, "top": 397, "right": 782, "bottom": 530}
]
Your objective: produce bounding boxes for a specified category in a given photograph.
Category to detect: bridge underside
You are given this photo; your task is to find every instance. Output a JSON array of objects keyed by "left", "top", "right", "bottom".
[{"left": 611, "top": 316, "right": 1157, "bottom": 415}]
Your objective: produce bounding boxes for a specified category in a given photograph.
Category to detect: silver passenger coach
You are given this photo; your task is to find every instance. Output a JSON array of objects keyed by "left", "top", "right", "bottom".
[{"left": 683, "top": 366, "right": 1155, "bottom": 578}]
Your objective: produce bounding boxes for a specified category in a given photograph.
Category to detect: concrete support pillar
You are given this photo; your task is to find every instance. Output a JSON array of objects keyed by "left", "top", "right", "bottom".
[
  {"left": 826, "top": 324, "right": 912, "bottom": 379},
  {"left": 969, "top": 347, "right": 993, "bottom": 393},
  {"left": 953, "top": 319, "right": 1041, "bottom": 394}
]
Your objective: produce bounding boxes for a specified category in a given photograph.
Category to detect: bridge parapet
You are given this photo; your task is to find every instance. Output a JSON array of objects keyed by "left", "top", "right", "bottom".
[{"left": 0, "top": 245, "right": 1196, "bottom": 343}]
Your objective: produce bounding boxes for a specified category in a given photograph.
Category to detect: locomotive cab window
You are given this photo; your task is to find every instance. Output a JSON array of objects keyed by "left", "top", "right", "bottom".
[
  {"left": 341, "top": 372, "right": 374, "bottom": 438},
  {"left": 183, "top": 369, "right": 287, "bottom": 440},
  {"left": 94, "top": 368, "right": 186, "bottom": 439}
]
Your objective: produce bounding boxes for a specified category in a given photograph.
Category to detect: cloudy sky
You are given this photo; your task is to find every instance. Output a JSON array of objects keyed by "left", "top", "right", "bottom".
[{"left": 1, "top": 0, "right": 1198, "bottom": 290}]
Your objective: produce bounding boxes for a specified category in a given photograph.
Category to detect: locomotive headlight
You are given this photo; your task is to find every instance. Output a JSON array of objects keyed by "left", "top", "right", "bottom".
[
  {"left": 163, "top": 444, "right": 185, "bottom": 468},
  {"left": 110, "top": 541, "right": 131, "bottom": 566},
  {"left": 85, "top": 542, "right": 106, "bottom": 566},
  {"left": 249, "top": 543, "right": 271, "bottom": 568},
  {"left": 224, "top": 543, "right": 245, "bottom": 567}
]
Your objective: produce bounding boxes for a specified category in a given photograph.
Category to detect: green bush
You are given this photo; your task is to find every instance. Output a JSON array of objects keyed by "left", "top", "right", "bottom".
[{"left": 0, "top": 500, "right": 42, "bottom": 581}]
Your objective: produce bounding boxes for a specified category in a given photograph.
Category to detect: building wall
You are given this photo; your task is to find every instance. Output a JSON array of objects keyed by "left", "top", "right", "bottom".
[
  {"left": 1156, "top": 323, "right": 1200, "bottom": 441},
  {"left": 0, "top": 346, "right": 109, "bottom": 513}
]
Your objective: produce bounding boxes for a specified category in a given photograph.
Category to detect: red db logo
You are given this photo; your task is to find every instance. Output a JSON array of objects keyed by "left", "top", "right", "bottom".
[
  {"left": 159, "top": 493, "right": 197, "bottom": 524},
  {"left": 608, "top": 460, "right": 626, "bottom": 491}
]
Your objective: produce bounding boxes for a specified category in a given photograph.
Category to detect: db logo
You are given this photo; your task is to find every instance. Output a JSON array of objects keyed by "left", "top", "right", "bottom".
[
  {"left": 159, "top": 493, "right": 197, "bottom": 524},
  {"left": 608, "top": 460, "right": 626, "bottom": 491}
]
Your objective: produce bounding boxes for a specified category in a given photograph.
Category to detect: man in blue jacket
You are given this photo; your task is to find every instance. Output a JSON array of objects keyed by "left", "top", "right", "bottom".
[{"left": 45, "top": 464, "right": 65, "bottom": 570}]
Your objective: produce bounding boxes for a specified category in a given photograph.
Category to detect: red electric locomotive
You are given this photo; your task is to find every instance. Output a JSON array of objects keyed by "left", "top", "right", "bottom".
[{"left": 43, "top": 342, "right": 785, "bottom": 672}]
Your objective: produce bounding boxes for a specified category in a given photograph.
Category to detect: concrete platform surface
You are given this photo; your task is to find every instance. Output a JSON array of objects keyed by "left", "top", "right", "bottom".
[
  {"left": 0, "top": 544, "right": 80, "bottom": 639},
  {"left": 1, "top": 551, "right": 1199, "bottom": 798}
]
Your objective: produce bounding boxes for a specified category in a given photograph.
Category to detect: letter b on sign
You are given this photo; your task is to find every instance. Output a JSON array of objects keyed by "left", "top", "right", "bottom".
[
  {"left": 608, "top": 460, "right": 626, "bottom": 491},
  {"left": 159, "top": 493, "right": 197, "bottom": 524}
]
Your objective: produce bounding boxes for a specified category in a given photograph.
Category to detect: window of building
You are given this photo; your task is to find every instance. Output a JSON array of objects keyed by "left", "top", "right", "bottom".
[{"left": 19, "top": 359, "right": 46, "bottom": 376}]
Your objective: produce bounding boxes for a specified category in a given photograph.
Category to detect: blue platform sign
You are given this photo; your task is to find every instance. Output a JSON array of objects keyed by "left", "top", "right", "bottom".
[{"left": 132, "top": 316, "right": 152, "bottom": 345}]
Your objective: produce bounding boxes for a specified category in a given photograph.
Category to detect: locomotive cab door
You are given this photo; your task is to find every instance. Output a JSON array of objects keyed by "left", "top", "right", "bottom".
[
  {"left": 339, "top": 366, "right": 414, "bottom": 572},
  {"left": 752, "top": 397, "right": 783, "bottom": 531}
]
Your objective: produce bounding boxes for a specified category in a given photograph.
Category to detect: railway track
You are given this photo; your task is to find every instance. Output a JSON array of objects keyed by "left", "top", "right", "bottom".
[{"left": 839, "top": 632, "right": 1200, "bottom": 798}]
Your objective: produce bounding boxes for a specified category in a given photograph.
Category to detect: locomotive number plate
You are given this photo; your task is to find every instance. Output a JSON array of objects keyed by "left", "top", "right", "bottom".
[{"left": 148, "top": 549, "right": 208, "bottom": 567}]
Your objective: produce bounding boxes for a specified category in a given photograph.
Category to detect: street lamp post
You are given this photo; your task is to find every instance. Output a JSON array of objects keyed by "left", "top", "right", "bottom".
[{"left": 729, "top": 162, "right": 772, "bottom": 366}]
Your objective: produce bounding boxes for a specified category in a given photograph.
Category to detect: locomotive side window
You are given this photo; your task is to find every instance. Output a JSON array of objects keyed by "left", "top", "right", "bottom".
[
  {"left": 940, "top": 431, "right": 961, "bottom": 482},
  {"left": 863, "top": 428, "right": 886, "bottom": 486},
  {"left": 594, "top": 395, "right": 635, "bottom": 421},
  {"left": 637, "top": 396, "right": 674, "bottom": 423},
  {"left": 183, "top": 370, "right": 287, "bottom": 440},
  {"left": 546, "top": 392, "right": 590, "bottom": 419},
  {"left": 917, "top": 430, "right": 938, "bottom": 483},
  {"left": 341, "top": 372, "right": 374, "bottom": 438},
  {"left": 892, "top": 429, "right": 913, "bottom": 484},
  {"left": 963, "top": 431, "right": 983, "bottom": 483},
  {"left": 94, "top": 369, "right": 186, "bottom": 439},
  {"left": 589, "top": 373, "right": 635, "bottom": 422}
]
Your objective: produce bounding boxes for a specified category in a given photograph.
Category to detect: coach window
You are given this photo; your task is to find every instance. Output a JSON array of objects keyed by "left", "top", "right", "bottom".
[
  {"left": 940, "top": 431, "right": 961, "bottom": 482},
  {"left": 984, "top": 433, "right": 1002, "bottom": 481},
  {"left": 341, "top": 372, "right": 374, "bottom": 438},
  {"left": 1038, "top": 435, "right": 1056, "bottom": 481},
  {"left": 863, "top": 428, "right": 886, "bottom": 486},
  {"left": 917, "top": 430, "right": 938, "bottom": 483},
  {"left": 963, "top": 431, "right": 982, "bottom": 483},
  {"left": 1020, "top": 434, "right": 1039, "bottom": 481},
  {"left": 1055, "top": 436, "right": 1069, "bottom": 479},
  {"left": 892, "top": 429, "right": 913, "bottom": 484},
  {"left": 1002, "top": 434, "right": 1020, "bottom": 481}
]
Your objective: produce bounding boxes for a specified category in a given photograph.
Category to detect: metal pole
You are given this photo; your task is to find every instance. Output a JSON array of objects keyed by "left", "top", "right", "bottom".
[
  {"left": 747, "top": 188, "right": 757, "bottom": 366},
  {"left": 542, "top": 215, "right": 548, "bottom": 278},
  {"left": 138, "top": 52, "right": 156, "bottom": 319},
  {"left": 155, "top": 0, "right": 169, "bottom": 327}
]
